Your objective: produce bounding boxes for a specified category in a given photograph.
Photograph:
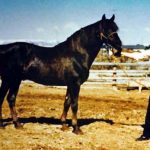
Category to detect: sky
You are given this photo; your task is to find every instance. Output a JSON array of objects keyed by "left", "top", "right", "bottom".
[{"left": 0, "top": 0, "right": 150, "bottom": 45}]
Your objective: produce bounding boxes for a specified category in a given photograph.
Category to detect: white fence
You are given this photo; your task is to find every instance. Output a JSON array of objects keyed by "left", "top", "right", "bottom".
[{"left": 87, "top": 62, "right": 150, "bottom": 92}]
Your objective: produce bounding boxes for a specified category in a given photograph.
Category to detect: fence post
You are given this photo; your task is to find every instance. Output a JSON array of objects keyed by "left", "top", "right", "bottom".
[
  {"left": 138, "top": 84, "right": 142, "bottom": 93},
  {"left": 112, "top": 66, "right": 118, "bottom": 90}
]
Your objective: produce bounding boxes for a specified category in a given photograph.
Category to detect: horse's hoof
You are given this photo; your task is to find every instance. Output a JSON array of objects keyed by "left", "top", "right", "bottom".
[
  {"left": 61, "top": 124, "right": 69, "bottom": 131},
  {"left": 14, "top": 123, "right": 24, "bottom": 129},
  {"left": 73, "top": 128, "right": 83, "bottom": 135},
  {"left": 136, "top": 135, "right": 150, "bottom": 141},
  {"left": 0, "top": 124, "right": 5, "bottom": 129}
]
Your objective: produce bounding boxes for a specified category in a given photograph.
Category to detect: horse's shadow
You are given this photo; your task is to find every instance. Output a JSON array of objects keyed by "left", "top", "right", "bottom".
[
  {"left": 2, "top": 117, "right": 114, "bottom": 127},
  {"left": 2, "top": 117, "right": 143, "bottom": 128}
]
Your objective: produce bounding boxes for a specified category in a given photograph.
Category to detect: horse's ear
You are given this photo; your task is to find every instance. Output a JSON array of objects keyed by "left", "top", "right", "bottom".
[
  {"left": 102, "top": 14, "right": 106, "bottom": 21},
  {"left": 110, "top": 14, "right": 115, "bottom": 21}
]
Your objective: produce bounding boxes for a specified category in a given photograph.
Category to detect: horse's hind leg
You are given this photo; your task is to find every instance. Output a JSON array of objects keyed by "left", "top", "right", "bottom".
[
  {"left": 0, "top": 78, "right": 9, "bottom": 128},
  {"left": 7, "top": 80, "right": 22, "bottom": 129},
  {"left": 61, "top": 87, "right": 71, "bottom": 131}
]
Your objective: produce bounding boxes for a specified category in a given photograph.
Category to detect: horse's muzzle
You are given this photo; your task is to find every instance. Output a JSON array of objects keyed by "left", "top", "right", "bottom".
[{"left": 114, "top": 51, "right": 121, "bottom": 57}]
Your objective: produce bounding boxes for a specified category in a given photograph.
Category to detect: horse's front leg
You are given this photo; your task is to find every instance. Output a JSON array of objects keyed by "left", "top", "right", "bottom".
[
  {"left": 70, "top": 84, "right": 83, "bottom": 134},
  {"left": 61, "top": 88, "right": 71, "bottom": 131},
  {"left": 7, "top": 80, "right": 23, "bottom": 129}
]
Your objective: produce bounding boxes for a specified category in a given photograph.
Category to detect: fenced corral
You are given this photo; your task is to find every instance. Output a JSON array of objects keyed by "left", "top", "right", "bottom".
[{"left": 86, "top": 62, "right": 150, "bottom": 92}]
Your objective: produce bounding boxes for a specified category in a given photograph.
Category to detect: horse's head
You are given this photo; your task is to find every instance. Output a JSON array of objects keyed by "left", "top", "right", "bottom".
[{"left": 99, "top": 14, "right": 122, "bottom": 57}]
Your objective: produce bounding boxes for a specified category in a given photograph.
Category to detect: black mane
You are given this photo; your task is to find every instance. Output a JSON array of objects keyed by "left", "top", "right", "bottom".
[{"left": 66, "top": 21, "right": 100, "bottom": 43}]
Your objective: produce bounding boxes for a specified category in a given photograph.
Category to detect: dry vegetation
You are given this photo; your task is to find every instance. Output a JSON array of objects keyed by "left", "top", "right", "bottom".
[
  {"left": 95, "top": 48, "right": 130, "bottom": 62},
  {"left": 0, "top": 82, "right": 150, "bottom": 150}
]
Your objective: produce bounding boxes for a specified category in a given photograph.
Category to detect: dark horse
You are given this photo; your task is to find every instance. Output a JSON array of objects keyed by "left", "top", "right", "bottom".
[{"left": 0, "top": 14, "right": 122, "bottom": 134}]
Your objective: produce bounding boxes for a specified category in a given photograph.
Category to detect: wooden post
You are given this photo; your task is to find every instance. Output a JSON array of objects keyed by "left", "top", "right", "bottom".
[
  {"left": 138, "top": 85, "right": 142, "bottom": 93},
  {"left": 112, "top": 66, "right": 118, "bottom": 90}
]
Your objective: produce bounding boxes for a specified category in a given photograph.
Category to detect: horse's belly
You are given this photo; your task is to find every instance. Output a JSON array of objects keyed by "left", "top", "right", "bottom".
[
  {"left": 23, "top": 66, "right": 66, "bottom": 86},
  {"left": 29, "top": 76, "right": 66, "bottom": 86}
]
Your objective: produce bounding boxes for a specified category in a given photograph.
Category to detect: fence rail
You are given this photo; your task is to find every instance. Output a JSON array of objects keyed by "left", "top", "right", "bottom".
[{"left": 87, "top": 62, "right": 150, "bottom": 92}]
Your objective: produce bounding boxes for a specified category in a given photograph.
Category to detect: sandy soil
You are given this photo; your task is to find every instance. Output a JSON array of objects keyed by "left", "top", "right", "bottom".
[{"left": 0, "top": 82, "right": 150, "bottom": 150}]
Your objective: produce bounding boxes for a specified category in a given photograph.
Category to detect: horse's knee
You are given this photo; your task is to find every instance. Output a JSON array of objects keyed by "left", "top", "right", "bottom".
[
  {"left": 64, "top": 99, "right": 71, "bottom": 109},
  {"left": 64, "top": 98, "right": 71, "bottom": 106}
]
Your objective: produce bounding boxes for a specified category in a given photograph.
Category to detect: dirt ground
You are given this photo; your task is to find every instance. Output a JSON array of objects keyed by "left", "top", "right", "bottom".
[{"left": 1, "top": 82, "right": 150, "bottom": 150}]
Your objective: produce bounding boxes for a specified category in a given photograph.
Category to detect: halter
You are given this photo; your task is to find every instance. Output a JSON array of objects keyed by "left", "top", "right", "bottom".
[
  {"left": 100, "top": 32, "right": 117, "bottom": 41},
  {"left": 100, "top": 31, "right": 118, "bottom": 57}
]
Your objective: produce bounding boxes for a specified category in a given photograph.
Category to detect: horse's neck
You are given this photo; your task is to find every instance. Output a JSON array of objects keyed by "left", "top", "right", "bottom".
[
  {"left": 55, "top": 24, "right": 103, "bottom": 69},
  {"left": 78, "top": 32, "right": 103, "bottom": 69},
  {"left": 86, "top": 44, "right": 103, "bottom": 68}
]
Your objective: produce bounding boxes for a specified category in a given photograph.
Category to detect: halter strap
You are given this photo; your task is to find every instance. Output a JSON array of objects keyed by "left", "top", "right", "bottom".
[
  {"left": 100, "top": 32, "right": 117, "bottom": 40},
  {"left": 108, "top": 32, "right": 117, "bottom": 37},
  {"left": 100, "top": 32, "right": 107, "bottom": 40}
]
